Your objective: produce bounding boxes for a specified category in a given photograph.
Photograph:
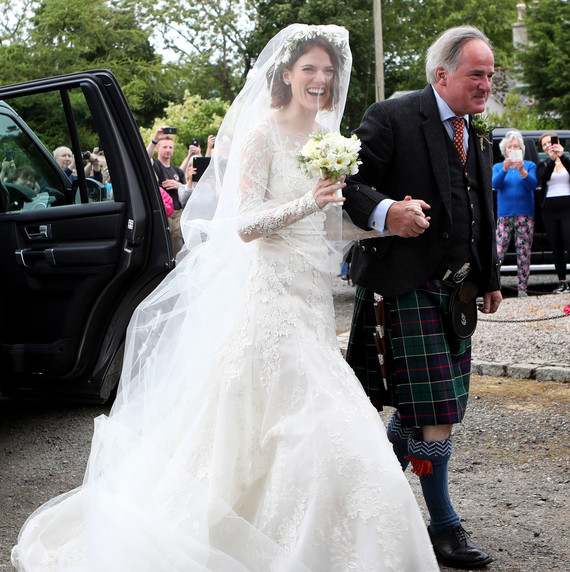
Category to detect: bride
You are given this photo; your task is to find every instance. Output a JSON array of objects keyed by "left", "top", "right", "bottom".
[{"left": 12, "top": 24, "right": 438, "bottom": 571}]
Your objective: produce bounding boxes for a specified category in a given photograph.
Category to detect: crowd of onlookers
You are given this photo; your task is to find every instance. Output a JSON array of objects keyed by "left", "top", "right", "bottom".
[
  {"left": 492, "top": 130, "right": 570, "bottom": 295},
  {"left": 1, "top": 144, "right": 112, "bottom": 210},
  {"left": 146, "top": 127, "right": 215, "bottom": 255},
  {"left": 1, "top": 131, "right": 213, "bottom": 235}
]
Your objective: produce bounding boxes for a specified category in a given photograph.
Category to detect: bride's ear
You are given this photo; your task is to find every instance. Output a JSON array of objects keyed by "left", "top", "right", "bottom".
[{"left": 282, "top": 69, "right": 291, "bottom": 85}]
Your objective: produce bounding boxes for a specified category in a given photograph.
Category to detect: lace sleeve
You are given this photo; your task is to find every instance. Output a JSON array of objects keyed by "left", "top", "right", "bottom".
[
  {"left": 341, "top": 216, "right": 392, "bottom": 241},
  {"left": 236, "top": 127, "right": 320, "bottom": 242}
]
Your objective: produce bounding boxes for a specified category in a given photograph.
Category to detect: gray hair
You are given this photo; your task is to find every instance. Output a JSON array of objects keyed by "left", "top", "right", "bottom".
[
  {"left": 499, "top": 130, "right": 526, "bottom": 158},
  {"left": 426, "top": 26, "right": 493, "bottom": 84},
  {"left": 53, "top": 146, "right": 67, "bottom": 157}
]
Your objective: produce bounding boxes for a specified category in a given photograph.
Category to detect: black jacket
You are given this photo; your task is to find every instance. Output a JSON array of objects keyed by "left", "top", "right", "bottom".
[{"left": 343, "top": 86, "right": 500, "bottom": 298}]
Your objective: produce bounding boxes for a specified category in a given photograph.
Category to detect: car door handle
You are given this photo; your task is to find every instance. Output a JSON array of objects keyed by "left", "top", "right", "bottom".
[
  {"left": 15, "top": 248, "right": 56, "bottom": 267},
  {"left": 15, "top": 248, "right": 45, "bottom": 267},
  {"left": 15, "top": 249, "right": 30, "bottom": 267},
  {"left": 25, "top": 224, "right": 52, "bottom": 240}
]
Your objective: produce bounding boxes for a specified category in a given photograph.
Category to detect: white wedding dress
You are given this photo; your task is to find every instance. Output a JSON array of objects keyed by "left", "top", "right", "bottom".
[{"left": 12, "top": 123, "right": 438, "bottom": 571}]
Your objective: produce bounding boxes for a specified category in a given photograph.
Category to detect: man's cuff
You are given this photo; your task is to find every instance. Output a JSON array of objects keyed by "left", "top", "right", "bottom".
[{"left": 367, "top": 199, "right": 395, "bottom": 233}]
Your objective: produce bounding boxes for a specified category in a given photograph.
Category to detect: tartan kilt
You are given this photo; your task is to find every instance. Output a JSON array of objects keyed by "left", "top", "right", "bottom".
[{"left": 346, "top": 282, "right": 471, "bottom": 426}]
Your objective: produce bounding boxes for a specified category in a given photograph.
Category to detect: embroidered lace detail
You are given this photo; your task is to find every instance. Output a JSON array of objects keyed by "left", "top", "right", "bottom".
[
  {"left": 238, "top": 190, "right": 320, "bottom": 240},
  {"left": 237, "top": 124, "right": 321, "bottom": 241}
]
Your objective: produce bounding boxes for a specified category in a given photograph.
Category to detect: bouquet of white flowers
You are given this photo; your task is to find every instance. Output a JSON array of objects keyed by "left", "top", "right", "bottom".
[{"left": 298, "top": 132, "right": 361, "bottom": 182}]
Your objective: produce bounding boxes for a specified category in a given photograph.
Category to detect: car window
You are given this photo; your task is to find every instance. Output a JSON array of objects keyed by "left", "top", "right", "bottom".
[{"left": 0, "top": 88, "right": 112, "bottom": 214}]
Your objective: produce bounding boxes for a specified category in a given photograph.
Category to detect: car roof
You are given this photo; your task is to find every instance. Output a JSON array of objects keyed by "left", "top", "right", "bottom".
[{"left": 492, "top": 127, "right": 570, "bottom": 139}]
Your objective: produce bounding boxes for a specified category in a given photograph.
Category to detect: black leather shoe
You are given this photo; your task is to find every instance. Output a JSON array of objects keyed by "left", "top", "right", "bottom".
[{"left": 429, "top": 524, "right": 493, "bottom": 569}]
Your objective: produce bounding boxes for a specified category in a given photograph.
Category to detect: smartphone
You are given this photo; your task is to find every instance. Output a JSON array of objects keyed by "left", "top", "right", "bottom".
[
  {"left": 163, "top": 127, "right": 178, "bottom": 135},
  {"left": 551, "top": 135, "right": 559, "bottom": 145},
  {"left": 192, "top": 156, "right": 211, "bottom": 182},
  {"left": 509, "top": 149, "right": 523, "bottom": 161},
  {"left": 191, "top": 138, "right": 199, "bottom": 146}
]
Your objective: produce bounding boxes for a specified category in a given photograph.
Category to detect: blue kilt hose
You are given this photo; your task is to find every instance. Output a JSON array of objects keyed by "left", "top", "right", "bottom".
[{"left": 346, "top": 281, "right": 471, "bottom": 426}]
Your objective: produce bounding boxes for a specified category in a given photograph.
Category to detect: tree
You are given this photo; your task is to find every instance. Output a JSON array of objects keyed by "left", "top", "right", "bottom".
[
  {"left": 0, "top": 0, "right": 38, "bottom": 44},
  {"left": 1, "top": 0, "right": 549, "bottom": 133},
  {"left": 141, "top": 93, "right": 229, "bottom": 167},
  {"left": 136, "top": 0, "right": 257, "bottom": 102},
  {"left": 518, "top": 0, "right": 570, "bottom": 127},
  {"left": 0, "top": 0, "right": 183, "bottom": 127},
  {"left": 485, "top": 93, "right": 558, "bottom": 131},
  {"left": 380, "top": 0, "right": 520, "bottom": 95},
  {"left": 246, "top": 0, "right": 521, "bottom": 132}
]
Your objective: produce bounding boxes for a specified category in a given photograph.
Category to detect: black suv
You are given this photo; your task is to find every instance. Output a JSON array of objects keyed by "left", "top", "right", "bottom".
[
  {"left": 491, "top": 127, "right": 570, "bottom": 273},
  {"left": 0, "top": 71, "right": 174, "bottom": 402}
]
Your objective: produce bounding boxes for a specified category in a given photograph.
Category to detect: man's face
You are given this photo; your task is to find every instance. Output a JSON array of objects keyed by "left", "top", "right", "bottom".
[
  {"left": 435, "top": 39, "right": 494, "bottom": 116},
  {"left": 157, "top": 139, "right": 175, "bottom": 161},
  {"left": 54, "top": 147, "right": 73, "bottom": 170}
]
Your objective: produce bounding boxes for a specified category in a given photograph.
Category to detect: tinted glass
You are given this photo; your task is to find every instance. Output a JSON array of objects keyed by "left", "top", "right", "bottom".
[{"left": 0, "top": 88, "right": 112, "bottom": 214}]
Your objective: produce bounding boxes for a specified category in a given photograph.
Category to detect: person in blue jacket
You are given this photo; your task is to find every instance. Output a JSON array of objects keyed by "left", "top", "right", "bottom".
[{"left": 493, "top": 130, "right": 538, "bottom": 296}]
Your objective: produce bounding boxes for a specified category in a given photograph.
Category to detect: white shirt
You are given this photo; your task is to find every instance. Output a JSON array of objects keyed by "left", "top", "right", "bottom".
[{"left": 546, "top": 168, "right": 570, "bottom": 198}]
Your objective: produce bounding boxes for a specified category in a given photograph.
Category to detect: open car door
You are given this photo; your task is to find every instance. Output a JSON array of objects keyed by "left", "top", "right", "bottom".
[{"left": 0, "top": 71, "right": 174, "bottom": 402}]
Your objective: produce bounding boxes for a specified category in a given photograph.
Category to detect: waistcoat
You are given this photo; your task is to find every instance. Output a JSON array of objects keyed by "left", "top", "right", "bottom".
[{"left": 442, "top": 132, "right": 482, "bottom": 275}]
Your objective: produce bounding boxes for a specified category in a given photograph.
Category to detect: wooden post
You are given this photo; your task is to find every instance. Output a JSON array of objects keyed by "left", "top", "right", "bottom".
[{"left": 373, "top": 0, "right": 385, "bottom": 101}]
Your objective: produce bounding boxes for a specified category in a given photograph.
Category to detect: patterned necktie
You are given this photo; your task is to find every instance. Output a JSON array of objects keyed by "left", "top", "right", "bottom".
[{"left": 452, "top": 117, "right": 467, "bottom": 165}]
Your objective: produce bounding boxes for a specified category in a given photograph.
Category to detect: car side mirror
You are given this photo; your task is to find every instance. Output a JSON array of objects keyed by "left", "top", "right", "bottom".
[{"left": 73, "top": 178, "right": 107, "bottom": 203}]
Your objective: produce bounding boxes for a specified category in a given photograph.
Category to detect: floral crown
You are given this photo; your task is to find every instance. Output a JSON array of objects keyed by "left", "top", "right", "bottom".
[{"left": 276, "top": 26, "right": 349, "bottom": 69}]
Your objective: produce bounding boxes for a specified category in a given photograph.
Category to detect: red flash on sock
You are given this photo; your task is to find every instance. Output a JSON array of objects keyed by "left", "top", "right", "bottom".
[{"left": 405, "top": 456, "right": 434, "bottom": 476}]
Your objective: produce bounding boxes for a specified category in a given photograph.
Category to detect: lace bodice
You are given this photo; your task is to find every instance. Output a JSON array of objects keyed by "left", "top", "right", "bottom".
[
  {"left": 236, "top": 122, "right": 386, "bottom": 245},
  {"left": 237, "top": 123, "right": 324, "bottom": 241}
]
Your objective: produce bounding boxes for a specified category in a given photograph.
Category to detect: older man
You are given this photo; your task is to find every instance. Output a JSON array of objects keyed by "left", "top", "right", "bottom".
[
  {"left": 54, "top": 146, "right": 103, "bottom": 184},
  {"left": 344, "top": 26, "right": 501, "bottom": 569}
]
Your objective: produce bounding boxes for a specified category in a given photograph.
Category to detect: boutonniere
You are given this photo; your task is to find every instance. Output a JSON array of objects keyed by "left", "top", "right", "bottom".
[{"left": 471, "top": 114, "right": 495, "bottom": 151}]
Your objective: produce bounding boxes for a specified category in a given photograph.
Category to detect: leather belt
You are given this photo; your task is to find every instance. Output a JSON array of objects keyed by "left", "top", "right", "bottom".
[{"left": 440, "top": 262, "right": 471, "bottom": 284}]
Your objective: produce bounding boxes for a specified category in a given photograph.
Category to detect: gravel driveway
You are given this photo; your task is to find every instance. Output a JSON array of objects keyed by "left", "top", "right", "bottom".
[{"left": 1, "top": 275, "right": 568, "bottom": 571}]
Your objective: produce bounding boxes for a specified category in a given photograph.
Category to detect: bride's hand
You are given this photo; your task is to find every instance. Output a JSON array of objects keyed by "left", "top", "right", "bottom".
[{"left": 313, "top": 175, "right": 346, "bottom": 209}]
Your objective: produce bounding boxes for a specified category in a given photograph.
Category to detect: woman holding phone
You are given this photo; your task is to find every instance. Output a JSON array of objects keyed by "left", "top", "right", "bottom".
[
  {"left": 493, "top": 130, "right": 538, "bottom": 296},
  {"left": 537, "top": 132, "right": 570, "bottom": 293}
]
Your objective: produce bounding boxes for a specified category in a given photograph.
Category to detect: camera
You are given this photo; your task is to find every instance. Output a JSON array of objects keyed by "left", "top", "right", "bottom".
[
  {"left": 5, "top": 151, "right": 13, "bottom": 161},
  {"left": 551, "top": 136, "right": 559, "bottom": 145},
  {"left": 82, "top": 151, "right": 91, "bottom": 160},
  {"left": 191, "top": 138, "right": 199, "bottom": 146},
  {"left": 163, "top": 127, "right": 178, "bottom": 135}
]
